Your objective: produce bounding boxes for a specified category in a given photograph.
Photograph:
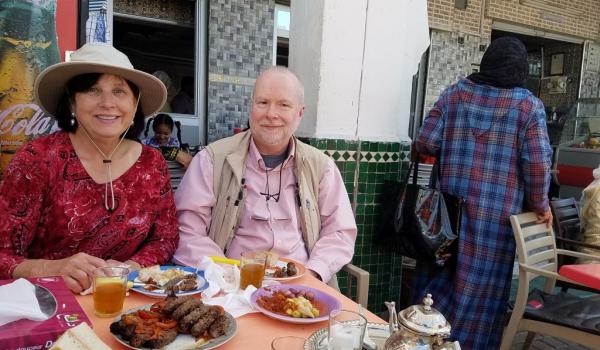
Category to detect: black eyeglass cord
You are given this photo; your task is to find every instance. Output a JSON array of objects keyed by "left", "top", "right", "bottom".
[{"left": 260, "top": 166, "right": 283, "bottom": 202}]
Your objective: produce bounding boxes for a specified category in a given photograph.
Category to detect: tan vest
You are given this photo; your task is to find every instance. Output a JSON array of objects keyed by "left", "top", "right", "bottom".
[{"left": 205, "top": 130, "right": 328, "bottom": 255}]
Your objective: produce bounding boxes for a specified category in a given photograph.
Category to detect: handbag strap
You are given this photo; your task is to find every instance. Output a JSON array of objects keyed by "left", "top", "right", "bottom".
[{"left": 406, "top": 160, "right": 420, "bottom": 186}]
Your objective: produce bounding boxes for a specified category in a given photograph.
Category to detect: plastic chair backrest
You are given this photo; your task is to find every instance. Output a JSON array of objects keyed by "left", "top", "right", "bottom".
[
  {"left": 550, "top": 197, "right": 582, "bottom": 242},
  {"left": 510, "top": 212, "right": 559, "bottom": 281}
]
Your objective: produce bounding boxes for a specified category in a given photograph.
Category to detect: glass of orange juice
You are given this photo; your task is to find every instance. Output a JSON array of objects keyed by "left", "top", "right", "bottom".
[
  {"left": 92, "top": 266, "right": 129, "bottom": 317},
  {"left": 239, "top": 251, "right": 267, "bottom": 290}
]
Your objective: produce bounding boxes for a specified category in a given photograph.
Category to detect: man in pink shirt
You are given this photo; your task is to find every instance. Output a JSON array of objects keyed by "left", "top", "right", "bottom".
[{"left": 172, "top": 67, "right": 357, "bottom": 286}]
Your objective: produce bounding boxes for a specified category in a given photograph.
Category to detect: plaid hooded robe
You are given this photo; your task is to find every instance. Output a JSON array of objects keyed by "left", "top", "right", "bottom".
[{"left": 413, "top": 78, "right": 552, "bottom": 349}]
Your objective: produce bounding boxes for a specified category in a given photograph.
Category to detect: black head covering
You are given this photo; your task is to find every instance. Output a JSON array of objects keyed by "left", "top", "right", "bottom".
[{"left": 468, "top": 36, "right": 529, "bottom": 89}]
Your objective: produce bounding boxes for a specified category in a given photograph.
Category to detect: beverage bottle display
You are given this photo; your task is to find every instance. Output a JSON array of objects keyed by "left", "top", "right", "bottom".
[{"left": 0, "top": 0, "right": 60, "bottom": 176}]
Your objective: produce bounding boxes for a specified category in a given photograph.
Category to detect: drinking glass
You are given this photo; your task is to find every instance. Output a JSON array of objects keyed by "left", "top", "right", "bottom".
[
  {"left": 92, "top": 266, "right": 129, "bottom": 317},
  {"left": 239, "top": 251, "right": 267, "bottom": 289},
  {"left": 327, "top": 309, "right": 367, "bottom": 350},
  {"left": 271, "top": 336, "right": 308, "bottom": 350}
]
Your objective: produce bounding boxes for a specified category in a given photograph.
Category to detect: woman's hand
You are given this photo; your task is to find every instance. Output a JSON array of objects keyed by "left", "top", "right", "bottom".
[
  {"left": 14, "top": 253, "right": 108, "bottom": 293},
  {"left": 535, "top": 209, "right": 553, "bottom": 228}
]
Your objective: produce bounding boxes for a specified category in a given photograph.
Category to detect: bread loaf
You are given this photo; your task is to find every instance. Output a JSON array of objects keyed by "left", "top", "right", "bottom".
[{"left": 50, "top": 322, "right": 111, "bottom": 350}]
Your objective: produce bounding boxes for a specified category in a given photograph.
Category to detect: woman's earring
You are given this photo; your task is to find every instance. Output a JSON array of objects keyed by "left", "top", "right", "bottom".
[{"left": 70, "top": 113, "right": 76, "bottom": 127}]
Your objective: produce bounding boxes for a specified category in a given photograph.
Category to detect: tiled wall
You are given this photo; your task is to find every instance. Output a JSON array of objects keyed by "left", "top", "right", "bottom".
[
  {"left": 538, "top": 42, "right": 582, "bottom": 112},
  {"left": 580, "top": 42, "right": 600, "bottom": 99},
  {"left": 301, "top": 137, "right": 412, "bottom": 314},
  {"left": 424, "top": 30, "right": 487, "bottom": 117},
  {"left": 207, "top": 0, "right": 274, "bottom": 142}
]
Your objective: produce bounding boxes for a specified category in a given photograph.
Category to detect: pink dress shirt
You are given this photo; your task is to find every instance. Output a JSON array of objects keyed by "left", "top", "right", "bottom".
[{"left": 173, "top": 138, "right": 357, "bottom": 283}]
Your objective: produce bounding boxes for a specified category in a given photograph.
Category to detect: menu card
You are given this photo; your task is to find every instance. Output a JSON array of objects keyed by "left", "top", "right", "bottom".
[{"left": 0, "top": 276, "right": 91, "bottom": 350}]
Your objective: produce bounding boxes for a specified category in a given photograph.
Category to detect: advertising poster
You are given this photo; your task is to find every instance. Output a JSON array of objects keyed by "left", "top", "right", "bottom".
[{"left": 0, "top": 0, "right": 61, "bottom": 177}]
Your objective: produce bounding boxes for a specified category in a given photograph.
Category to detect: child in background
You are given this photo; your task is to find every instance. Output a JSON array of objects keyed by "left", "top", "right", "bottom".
[
  {"left": 143, "top": 113, "right": 181, "bottom": 148},
  {"left": 143, "top": 114, "right": 192, "bottom": 168}
]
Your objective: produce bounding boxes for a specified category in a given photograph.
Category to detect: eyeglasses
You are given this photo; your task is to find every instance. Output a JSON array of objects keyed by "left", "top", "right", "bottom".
[{"left": 259, "top": 166, "right": 283, "bottom": 202}]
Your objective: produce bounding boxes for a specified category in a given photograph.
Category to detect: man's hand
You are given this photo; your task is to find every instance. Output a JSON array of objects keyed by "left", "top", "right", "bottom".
[{"left": 535, "top": 209, "right": 553, "bottom": 228}]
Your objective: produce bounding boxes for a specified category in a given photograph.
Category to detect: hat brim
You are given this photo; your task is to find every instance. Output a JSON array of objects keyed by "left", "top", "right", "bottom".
[{"left": 34, "top": 61, "right": 167, "bottom": 117}]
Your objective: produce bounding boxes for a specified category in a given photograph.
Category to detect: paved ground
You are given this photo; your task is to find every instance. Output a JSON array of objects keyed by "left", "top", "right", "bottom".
[{"left": 510, "top": 331, "right": 591, "bottom": 350}]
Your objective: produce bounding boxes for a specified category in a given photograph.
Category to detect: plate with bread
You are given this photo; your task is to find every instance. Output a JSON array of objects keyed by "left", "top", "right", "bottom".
[
  {"left": 129, "top": 265, "right": 208, "bottom": 298},
  {"left": 50, "top": 322, "right": 111, "bottom": 350},
  {"left": 110, "top": 295, "right": 236, "bottom": 350}
]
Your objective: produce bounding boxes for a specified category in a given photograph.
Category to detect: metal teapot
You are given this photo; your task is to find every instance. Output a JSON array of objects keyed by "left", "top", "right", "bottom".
[{"left": 383, "top": 294, "right": 460, "bottom": 350}]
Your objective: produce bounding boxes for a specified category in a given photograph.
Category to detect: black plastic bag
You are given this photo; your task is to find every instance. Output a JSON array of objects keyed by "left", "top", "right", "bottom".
[{"left": 378, "top": 161, "right": 463, "bottom": 266}]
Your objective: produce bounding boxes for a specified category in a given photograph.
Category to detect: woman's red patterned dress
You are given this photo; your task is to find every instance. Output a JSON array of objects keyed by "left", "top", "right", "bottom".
[{"left": 0, "top": 132, "right": 179, "bottom": 278}]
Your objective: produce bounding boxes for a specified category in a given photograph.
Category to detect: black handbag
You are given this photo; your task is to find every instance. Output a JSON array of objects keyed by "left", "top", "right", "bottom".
[{"left": 383, "top": 160, "right": 464, "bottom": 266}]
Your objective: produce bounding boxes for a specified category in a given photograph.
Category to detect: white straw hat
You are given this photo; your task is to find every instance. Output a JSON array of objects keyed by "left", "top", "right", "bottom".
[{"left": 34, "top": 43, "right": 167, "bottom": 117}]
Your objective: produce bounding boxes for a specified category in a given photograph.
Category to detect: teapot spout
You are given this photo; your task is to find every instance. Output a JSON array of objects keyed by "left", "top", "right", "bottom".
[{"left": 384, "top": 301, "right": 399, "bottom": 335}]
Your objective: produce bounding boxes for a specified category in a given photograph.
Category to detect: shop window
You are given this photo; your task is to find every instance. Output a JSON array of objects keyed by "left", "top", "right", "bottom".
[
  {"left": 110, "top": 0, "right": 207, "bottom": 145},
  {"left": 274, "top": 4, "right": 290, "bottom": 66}
]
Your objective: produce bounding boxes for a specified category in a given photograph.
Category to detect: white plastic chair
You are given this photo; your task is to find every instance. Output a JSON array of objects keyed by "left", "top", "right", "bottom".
[{"left": 499, "top": 212, "right": 600, "bottom": 350}]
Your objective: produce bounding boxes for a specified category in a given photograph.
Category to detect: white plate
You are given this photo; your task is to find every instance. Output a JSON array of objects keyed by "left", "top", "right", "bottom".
[
  {"left": 112, "top": 304, "right": 237, "bottom": 350},
  {"left": 128, "top": 266, "right": 208, "bottom": 297},
  {"left": 264, "top": 257, "right": 306, "bottom": 282}
]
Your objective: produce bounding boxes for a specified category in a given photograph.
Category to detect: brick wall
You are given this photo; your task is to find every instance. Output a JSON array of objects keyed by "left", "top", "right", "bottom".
[
  {"left": 487, "top": 0, "right": 600, "bottom": 41},
  {"left": 428, "top": 0, "right": 492, "bottom": 38},
  {"left": 428, "top": 0, "right": 600, "bottom": 41}
]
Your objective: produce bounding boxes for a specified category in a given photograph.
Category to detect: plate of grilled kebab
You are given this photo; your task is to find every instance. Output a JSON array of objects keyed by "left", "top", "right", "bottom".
[{"left": 110, "top": 294, "right": 236, "bottom": 349}]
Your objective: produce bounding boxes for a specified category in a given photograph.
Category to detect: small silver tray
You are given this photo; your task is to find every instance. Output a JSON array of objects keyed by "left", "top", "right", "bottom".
[{"left": 305, "top": 322, "right": 390, "bottom": 350}]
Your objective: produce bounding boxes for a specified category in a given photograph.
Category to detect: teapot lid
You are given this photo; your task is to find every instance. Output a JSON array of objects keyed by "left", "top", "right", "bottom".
[{"left": 398, "top": 294, "right": 451, "bottom": 336}]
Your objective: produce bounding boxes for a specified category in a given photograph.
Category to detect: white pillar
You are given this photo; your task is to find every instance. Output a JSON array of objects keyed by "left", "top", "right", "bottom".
[{"left": 289, "top": 0, "right": 430, "bottom": 142}]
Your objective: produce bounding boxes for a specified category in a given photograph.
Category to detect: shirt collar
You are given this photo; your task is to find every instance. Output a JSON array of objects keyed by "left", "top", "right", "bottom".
[{"left": 249, "top": 136, "right": 296, "bottom": 170}]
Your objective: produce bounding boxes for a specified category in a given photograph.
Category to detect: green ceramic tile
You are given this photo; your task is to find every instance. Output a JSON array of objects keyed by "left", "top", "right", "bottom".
[
  {"left": 367, "top": 172, "right": 379, "bottom": 183},
  {"left": 359, "top": 162, "right": 368, "bottom": 172},
  {"left": 336, "top": 139, "right": 346, "bottom": 150},
  {"left": 360, "top": 141, "right": 369, "bottom": 151},
  {"left": 391, "top": 143, "right": 400, "bottom": 152},
  {"left": 378, "top": 143, "right": 387, "bottom": 152},
  {"left": 348, "top": 141, "right": 358, "bottom": 151},
  {"left": 327, "top": 139, "right": 336, "bottom": 149},
  {"left": 346, "top": 161, "right": 356, "bottom": 172}
]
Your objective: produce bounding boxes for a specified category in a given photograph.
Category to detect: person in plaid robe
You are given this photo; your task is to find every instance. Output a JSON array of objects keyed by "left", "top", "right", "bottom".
[{"left": 413, "top": 37, "right": 553, "bottom": 349}]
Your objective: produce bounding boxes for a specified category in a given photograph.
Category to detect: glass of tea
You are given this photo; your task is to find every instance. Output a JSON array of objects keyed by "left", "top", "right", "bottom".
[
  {"left": 92, "top": 266, "right": 129, "bottom": 317},
  {"left": 239, "top": 251, "right": 267, "bottom": 290}
]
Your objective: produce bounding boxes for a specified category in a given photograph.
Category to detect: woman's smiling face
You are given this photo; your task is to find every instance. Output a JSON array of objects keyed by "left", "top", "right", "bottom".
[{"left": 72, "top": 73, "right": 138, "bottom": 141}]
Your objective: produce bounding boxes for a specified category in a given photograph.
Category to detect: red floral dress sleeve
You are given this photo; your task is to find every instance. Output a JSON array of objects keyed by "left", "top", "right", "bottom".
[
  {"left": 127, "top": 152, "right": 179, "bottom": 266},
  {"left": 0, "top": 143, "right": 50, "bottom": 278}
]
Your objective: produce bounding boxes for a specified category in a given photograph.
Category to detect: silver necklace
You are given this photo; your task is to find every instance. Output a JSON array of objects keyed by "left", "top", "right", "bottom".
[{"left": 79, "top": 123, "right": 131, "bottom": 212}]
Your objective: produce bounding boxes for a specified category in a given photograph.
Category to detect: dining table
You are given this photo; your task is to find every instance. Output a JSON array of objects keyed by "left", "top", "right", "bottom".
[
  {"left": 76, "top": 273, "right": 385, "bottom": 349},
  {"left": 558, "top": 263, "right": 600, "bottom": 291}
]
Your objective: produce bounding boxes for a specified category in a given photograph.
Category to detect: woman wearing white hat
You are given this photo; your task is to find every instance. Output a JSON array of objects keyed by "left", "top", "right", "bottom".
[{"left": 0, "top": 43, "right": 179, "bottom": 293}]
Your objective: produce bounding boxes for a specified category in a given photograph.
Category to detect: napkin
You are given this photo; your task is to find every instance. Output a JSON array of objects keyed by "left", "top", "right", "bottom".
[
  {"left": 203, "top": 285, "right": 259, "bottom": 318},
  {"left": 196, "top": 256, "right": 240, "bottom": 298},
  {"left": 0, "top": 278, "right": 49, "bottom": 326},
  {"left": 196, "top": 256, "right": 280, "bottom": 318}
]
